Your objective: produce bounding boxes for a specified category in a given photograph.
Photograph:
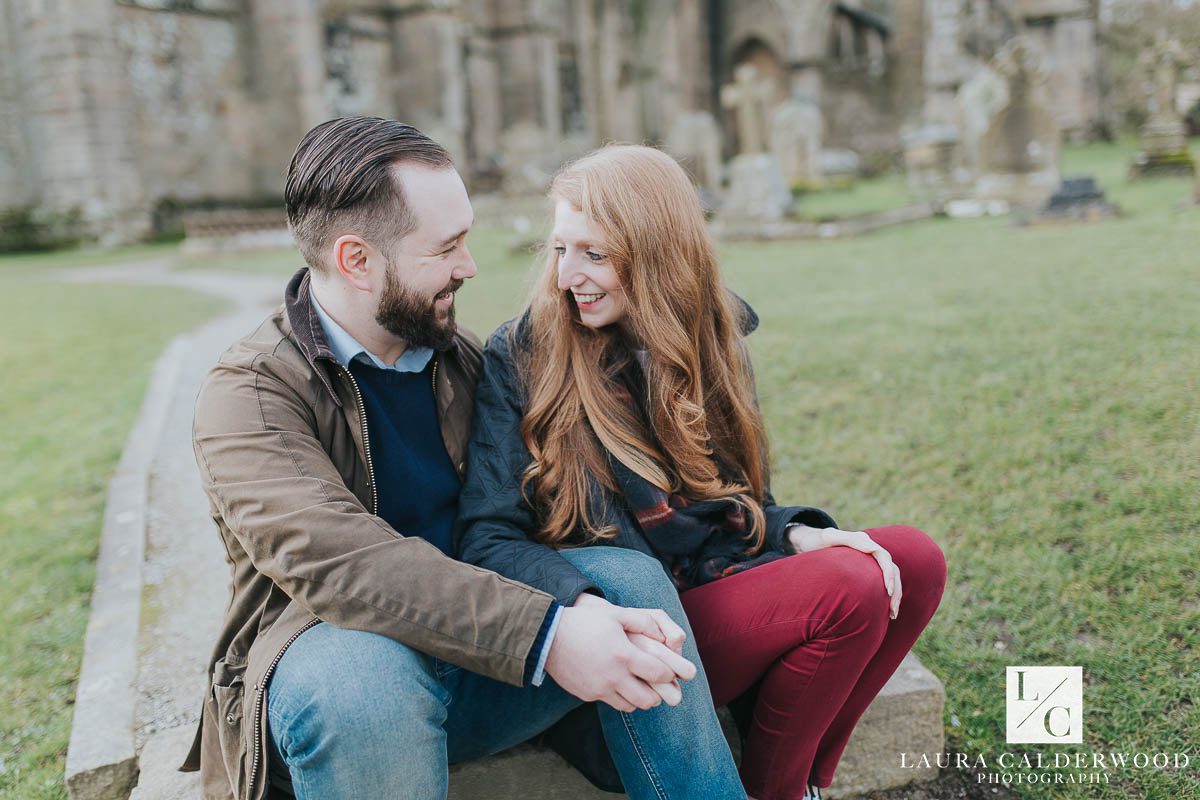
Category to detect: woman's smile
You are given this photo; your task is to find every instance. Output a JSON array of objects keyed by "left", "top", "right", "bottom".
[{"left": 572, "top": 291, "right": 607, "bottom": 308}]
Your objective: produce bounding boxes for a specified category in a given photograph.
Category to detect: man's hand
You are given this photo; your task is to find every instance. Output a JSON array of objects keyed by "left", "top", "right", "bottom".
[
  {"left": 546, "top": 599, "right": 697, "bottom": 712},
  {"left": 788, "top": 525, "right": 903, "bottom": 620}
]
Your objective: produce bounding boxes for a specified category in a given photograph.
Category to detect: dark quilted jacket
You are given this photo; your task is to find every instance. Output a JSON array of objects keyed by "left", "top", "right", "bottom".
[
  {"left": 453, "top": 301, "right": 837, "bottom": 602},
  {"left": 452, "top": 299, "right": 836, "bottom": 791}
]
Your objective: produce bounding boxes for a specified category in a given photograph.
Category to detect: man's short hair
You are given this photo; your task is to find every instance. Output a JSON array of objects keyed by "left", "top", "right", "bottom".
[{"left": 285, "top": 116, "right": 453, "bottom": 272}]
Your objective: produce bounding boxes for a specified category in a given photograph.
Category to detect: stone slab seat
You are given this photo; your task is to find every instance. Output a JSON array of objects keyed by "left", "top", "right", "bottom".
[{"left": 128, "top": 652, "right": 943, "bottom": 800}]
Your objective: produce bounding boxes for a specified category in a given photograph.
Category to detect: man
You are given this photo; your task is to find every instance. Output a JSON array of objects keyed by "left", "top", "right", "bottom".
[{"left": 184, "top": 116, "right": 744, "bottom": 800}]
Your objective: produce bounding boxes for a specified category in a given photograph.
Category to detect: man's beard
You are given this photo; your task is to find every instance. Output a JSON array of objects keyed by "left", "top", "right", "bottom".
[{"left": 375, "top": 261, "right": 462, "bottom": 352}]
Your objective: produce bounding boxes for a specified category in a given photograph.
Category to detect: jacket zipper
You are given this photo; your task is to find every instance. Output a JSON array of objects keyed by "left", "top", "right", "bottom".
[
  {"left": 339, "top": 365, "right": 378, "bottom": 516},
  {"left": 247, "top": 617, "right": 320, "bottom": 798},
  {"left": 247, "top": 356, "right": 441, "bottom": 796}
]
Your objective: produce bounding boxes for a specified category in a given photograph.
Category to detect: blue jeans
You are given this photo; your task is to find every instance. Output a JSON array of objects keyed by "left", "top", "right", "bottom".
[{"left": 267, "top": 547, "right": 744, "bottom": 799}]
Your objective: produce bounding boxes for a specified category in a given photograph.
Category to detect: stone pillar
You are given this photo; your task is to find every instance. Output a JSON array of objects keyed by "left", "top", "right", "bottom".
[
  {"left": 788, "top": 64, "right": 823, "bottom": 106},
  {"left": 667, "top": 0, "right": 712, "bottom": 119},
  {"left": 390, "top": 6, "right": 470, "bottom": 163},
  {"left": 571, "top": 0, "right": 601, "bottom": 145},
  {"left": 248, "top": 0, "right": 329, "bottom": 193},
  {"left": 836, "top": 14, "right": 856, "bottom": 66},
  {"left": 22, "top": 0, "right": 147, "bottom": 242},
  {"left": 466, "top": 33, "right": 503, "bottom": 175},
  {"left": 594, "top": 0, "right": 639, "bottom": 142},
  {"left": 536, "top": 21, "right": 563, "bottom": 144},
  {"left": 891, "top": 0, "right": 925, "bottom": 123},
  {"left": 923, "top": 0, "right": 969, "bottom": 126},
  {"left": 0, "top": 0, "right": 38, "bottom": 210}
]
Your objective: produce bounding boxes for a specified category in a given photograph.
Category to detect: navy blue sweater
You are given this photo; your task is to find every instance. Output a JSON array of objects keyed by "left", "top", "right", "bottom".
[
  {"left": 349, "top": 359, "right": 461, "bottom": 556},
  {"left": 349, "top": 356, "right": 557, "bottom": 683}
]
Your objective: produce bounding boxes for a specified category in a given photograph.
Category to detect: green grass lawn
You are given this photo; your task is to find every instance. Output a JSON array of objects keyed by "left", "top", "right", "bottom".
[
  {"left": 456, "top": 140, "right": 1199, "bottom": 797},
  {"left": 1, "top": 139, "right": 1195, "bottom": 798},
  {"left": 733, "top": 141, "right": 1198, "bottom": 798},
  {"left": 793, "top": 172, "right": 917, "bottom": 221},
  {"left": 0, "top": 263, "right": 225, "bottom": 799}
]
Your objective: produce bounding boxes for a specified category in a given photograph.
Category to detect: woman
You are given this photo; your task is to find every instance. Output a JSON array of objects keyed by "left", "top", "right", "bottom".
[{"left": 455, "top": 145, "right": 947, "bottom": 800}]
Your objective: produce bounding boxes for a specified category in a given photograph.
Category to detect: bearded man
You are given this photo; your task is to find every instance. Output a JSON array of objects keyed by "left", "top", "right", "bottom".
[{"left": 184, "top": 117, "right": 744, "bottom": 800}]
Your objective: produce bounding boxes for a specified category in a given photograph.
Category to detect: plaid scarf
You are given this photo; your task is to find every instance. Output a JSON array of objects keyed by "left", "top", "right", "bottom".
[{"left": 605, "top": 358, "right": 786, "bottom": 590}]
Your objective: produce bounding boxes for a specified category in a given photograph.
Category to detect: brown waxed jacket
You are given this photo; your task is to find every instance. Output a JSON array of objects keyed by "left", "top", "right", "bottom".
[{"left": 182, "top": 268, "right": 556, "bottom": 800}]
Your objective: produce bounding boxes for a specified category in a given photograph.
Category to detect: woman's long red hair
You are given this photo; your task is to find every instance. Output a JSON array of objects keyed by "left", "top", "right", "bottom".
[{"left": 518, "top": 144, "right": 770, "bottom": 549}]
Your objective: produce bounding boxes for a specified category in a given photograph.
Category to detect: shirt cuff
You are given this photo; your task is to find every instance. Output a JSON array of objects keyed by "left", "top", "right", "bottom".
[{"left": 526, "top": 602, "right": 562, "bottom": 687}]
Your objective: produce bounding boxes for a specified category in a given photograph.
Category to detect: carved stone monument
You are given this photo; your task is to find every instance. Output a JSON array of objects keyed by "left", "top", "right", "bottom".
[
  {"left": 720, "top": 63, "right": 773, "bottom": 155},
  {"left": 957, "top": 37, "right": 1061, "bottom": 208},
  {"left": 1130, "top": 37, "right": 1195, "bottom": 178},
  {"left": 719, "top": 64, "right": 791, "bottom": 224},
  {"left": 769, "top": 99, "right": 823, "bottom": 189}
]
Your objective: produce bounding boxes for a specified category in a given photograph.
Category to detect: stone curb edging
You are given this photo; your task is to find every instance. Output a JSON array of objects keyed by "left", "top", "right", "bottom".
[
  {"left": 65, "top": 337, "right": 190, "bottom": 800},
  {"left": 711, "top": 202, "right": 940, "bottom": 241}
]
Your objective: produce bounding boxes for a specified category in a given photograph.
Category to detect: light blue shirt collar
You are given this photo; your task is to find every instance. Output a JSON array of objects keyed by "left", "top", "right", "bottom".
[{"left": 309, "top": 287, "right": 434, "bottom": 373}]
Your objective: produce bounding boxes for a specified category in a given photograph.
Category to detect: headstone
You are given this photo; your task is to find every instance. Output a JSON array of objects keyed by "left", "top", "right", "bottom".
[
  {"left": 1176, "top": 81, "right": 1200, "bottom": 133},
  {"left": 902, "top": 123, "right": 968, "bottom": 201},
  {"left": 718, "top": 64, "right": 791, "bottom": 226},
  {"left": 721, "top": 154, "right": 793, "bottom": 223},
  {"left": 1130, "top": 38, "right": 1195, "bottom": 178},
  {"left": 957, "top": 37, "right": 1061, "bottom": 208},
  {"left": 818, "top": 149, "right": 862, "bottom": 184},
  {"left": 768, "top": 99, "right": 823, "bottom": 189},
  {"left": 720, "top": 63, "right": 773, "bottom": 156},
  {"left": 1035, "top": 176, "right": 1119, "bottom": 222},
  {"left": 665, "top": 111, "right": 724, "bottom": 195}
]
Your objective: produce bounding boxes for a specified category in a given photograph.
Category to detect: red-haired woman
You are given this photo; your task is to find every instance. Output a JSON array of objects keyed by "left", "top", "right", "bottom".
[{"left": 455, "top": 144, "right": 946, "bottom": 800}]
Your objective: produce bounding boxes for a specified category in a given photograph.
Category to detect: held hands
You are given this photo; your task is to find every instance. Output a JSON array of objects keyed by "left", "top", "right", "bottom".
[
  {"left": 788, "top": 525, "right": 903, "bottom": 620},
  {"left": 544, "top": 593, "right": 696, "bottom": 713}
]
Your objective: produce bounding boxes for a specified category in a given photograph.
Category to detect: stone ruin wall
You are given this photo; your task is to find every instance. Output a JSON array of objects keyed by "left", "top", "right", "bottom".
[
  {"left": 1, "top": 0, "right": 1102, "bottom": 243},
  {"left": 113, "top": 3, "right": 258, "bottom": 207},
  {"left": 0, "top": 0, "right": 36, "bottom": 210}
]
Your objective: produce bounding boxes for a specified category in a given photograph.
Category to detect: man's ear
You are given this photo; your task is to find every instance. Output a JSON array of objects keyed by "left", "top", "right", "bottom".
[{"left": 332, "top": 235, "right": 373, "bottom": 292}]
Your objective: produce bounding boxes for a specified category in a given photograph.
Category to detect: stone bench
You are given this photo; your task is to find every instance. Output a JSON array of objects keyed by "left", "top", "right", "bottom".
[{"left": 130, "top": 652, "right": 943, "bottom": 799}]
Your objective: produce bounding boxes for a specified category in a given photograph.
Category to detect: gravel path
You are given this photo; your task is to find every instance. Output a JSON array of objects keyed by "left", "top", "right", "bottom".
[{"left": 58, "top": 260, "right": 282, "bottom": 799}]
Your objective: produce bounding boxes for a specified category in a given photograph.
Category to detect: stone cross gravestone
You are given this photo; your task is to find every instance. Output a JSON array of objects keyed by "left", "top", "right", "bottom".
[
  {"left": 1130, "top": 37, "right": 1195, "bottom": 178},
  {"left": 718, "top": 64, "right": 791, "bottom": 224},
  {"left": 721, "top": 63, "right": 773, "bottom": 156}
]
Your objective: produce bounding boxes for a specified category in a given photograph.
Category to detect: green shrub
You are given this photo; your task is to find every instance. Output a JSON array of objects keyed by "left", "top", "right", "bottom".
[{"left": 0, "top": 206, "right": 87, "bottom": 253}]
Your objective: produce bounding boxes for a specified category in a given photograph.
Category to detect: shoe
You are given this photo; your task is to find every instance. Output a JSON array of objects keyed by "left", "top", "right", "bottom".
[{"left": 807, "top": 785, "right": 822, "bottom": 800}]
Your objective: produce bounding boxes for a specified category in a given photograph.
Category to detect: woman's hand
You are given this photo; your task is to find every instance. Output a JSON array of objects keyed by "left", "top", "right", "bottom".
[
  {"left": 575, "top": 591, "right": 687, "bottom": 654},
  {"left": 787, "top": 525, "right": 902, "bottom": 620}
]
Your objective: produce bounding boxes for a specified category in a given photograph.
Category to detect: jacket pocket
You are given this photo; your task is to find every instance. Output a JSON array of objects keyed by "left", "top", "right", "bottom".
[{"left": 211, "top": 655, "right": 249, "bottom": 797}]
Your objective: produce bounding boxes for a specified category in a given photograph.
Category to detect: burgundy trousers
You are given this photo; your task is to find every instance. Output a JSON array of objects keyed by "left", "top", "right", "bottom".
[{"left": 679, "top": 525, "right": 947, "bottom": 800}]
